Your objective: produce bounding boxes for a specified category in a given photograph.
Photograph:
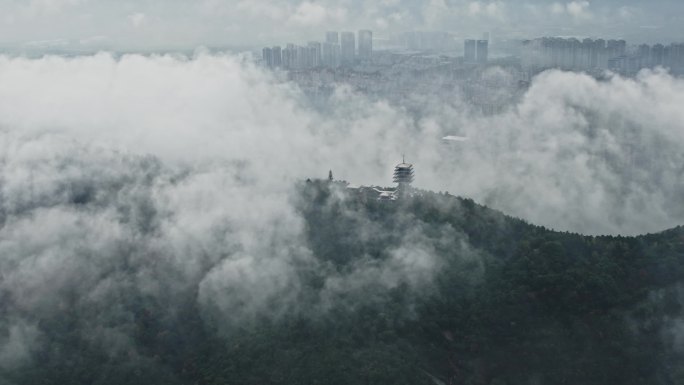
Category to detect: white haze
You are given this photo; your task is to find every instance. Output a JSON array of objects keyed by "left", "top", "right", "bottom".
[
  {"left": 1, "top": 53, "right": 683, "bottom": 235},
  {"left": 1, "top": 0, "right": 683, "bottom": 48},
  {"left": 1, "top": 52, "right": 684, "bottom": 367}
]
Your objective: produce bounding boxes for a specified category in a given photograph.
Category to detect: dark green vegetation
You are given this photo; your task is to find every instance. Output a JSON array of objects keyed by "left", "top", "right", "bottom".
[{"left": 5, "top": 179, "right": 684, "bottom": 385}]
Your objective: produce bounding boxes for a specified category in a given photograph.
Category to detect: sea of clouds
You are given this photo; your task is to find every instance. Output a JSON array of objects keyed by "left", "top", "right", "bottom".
[{"left": 1, "top": 52, "right": 684, "bottom": 371}]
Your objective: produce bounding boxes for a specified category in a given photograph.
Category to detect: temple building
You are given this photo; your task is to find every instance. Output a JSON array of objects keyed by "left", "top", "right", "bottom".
[{"left": 393, "top": 158, "right": 414, "bottom": 197}]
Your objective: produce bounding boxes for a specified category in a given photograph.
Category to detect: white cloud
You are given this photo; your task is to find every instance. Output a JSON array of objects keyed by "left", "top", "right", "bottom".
[
  {"left": 618, "top": 6, "right": 636, "bottom": 21},
  {"left": 1, "top": 53, "right": 684, "bottom": 238},
  {"left": 466, "top": 1, "right": 504, "bottom": 19},
  {"left": 127, "top": 12, "right": 146, "bottom": 28},
  {"left": 234, "top": 0, "right": 286, "bottom": 20},
  {"left": 551, "top": 1, "right": 592, "bottom": 21},
  {"left": 424, "top": 0, "right": 451, "bottom": 25},
  {"left": 485, "top": 2, "right": 503, "bottom": 18},
  {"left": 567, "top": 1, "right": 590, "bottom": 18},
  {"left": 78, "top": 35, "right": 108, "bottom": 46},
  {"left": 0, "top": 0, "right": 679, "bottom": 47},
  {"left": 551, "top": 2, "right": 565, "bottom": 15},
  {"left": 0, "top": 51, "right": 684, "bottom": 366},
  {"left": 288, "top": 2, "right": 347, "bottom": 27},
  {"left": 0, "top": 0, "right": 88, "bottom": 23},
  {"left": 26, "top": 0, "right": 87, "bottom": 15},
  {"left": 375, "top": 17, "right": 389, "bottom": 29},
  {"left": 468, "top": 1, "right": 482, "bottom": 16}
]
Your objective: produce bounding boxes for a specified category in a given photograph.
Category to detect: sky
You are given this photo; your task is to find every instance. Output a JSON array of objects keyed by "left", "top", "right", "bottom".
[{"left": 0, "top": 0, "right": 682, "bottom": 50}]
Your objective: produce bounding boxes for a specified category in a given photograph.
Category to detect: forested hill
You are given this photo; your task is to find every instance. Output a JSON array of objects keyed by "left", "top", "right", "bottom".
[
  {"left": 6, "top": 179, "right": 684, "bottom": 385},
  {"left": 292, "top": 180, "right": 684, "bottom": 385}
]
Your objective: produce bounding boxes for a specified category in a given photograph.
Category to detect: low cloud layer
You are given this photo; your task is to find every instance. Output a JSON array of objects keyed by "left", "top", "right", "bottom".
[
  {"left": 432, "top": 68, "right": 684, "bottom": 235},
  {"left": 1, "top": 52, "right": 684, "bottom": 370},
  {"left": 1, "top": 53, "right": 684, "bottom": 231},
  {"left": 0, "top": 53, "right": 445, "bottom": 369}
]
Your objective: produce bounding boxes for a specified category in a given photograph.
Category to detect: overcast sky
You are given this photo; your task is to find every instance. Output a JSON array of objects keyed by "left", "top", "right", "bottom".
[{"left": 0, "top": 0, "right": 682, "bottom": 50}]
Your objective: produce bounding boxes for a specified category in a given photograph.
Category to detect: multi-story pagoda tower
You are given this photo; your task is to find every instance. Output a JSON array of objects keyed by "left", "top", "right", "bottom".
[{"left": 393, "top": 157, "right": 414, "bottom": 196}]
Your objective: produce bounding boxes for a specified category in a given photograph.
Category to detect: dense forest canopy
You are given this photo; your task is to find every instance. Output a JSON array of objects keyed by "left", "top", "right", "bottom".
[{"left": 2, "top": 178, "right": 684, "bottom": 385}]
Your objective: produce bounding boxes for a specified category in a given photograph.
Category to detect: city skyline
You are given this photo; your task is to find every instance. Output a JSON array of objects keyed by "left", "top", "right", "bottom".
[
  {"left": 261, "top": 28, "right": 683, "bottom": 78},
  {"left": 263, "top": 29, "right": 374, "bottom": 70}
]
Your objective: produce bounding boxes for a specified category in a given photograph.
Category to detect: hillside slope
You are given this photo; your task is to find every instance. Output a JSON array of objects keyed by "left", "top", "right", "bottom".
[{"left": 5, "top": 179, "right": 684, "bottom": 385}]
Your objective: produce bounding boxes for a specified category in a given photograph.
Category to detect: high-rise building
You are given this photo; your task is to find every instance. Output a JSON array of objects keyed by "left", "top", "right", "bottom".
[
  {"left": 296, "top": 45, "right": 308, "bottom": 69},
  {"left": 340, "top": 32, "right": 356, "bottom": 66},
  {"left": 308, "top": 42, "right": 322, "bottom": 67},
  {"left": 652, "top": 44, "right": 665, "bottom": 67},
  {"left": 476, "top": 40, "right": 488, "bottom": 64},
  {"left": 580, "top": 38, "right": 593, "bottom": 69},
  {"left": 664, "top": 45, "right": 673, "bottom": 67},
  {"left": 322, "top": 42, "right": 340, "bottom": 68},
  {"left": 464, "top": 39, "right": 476, "bottom": 62},
  {"left": 358, "top": 30, "right": 373, "bottom": 61},
  {"left": 282, "top": 47, "right": 290, "bottom": 69},
  {"left": 262, "top": 47, "right": 273, "bottom": 67},
  {"left": 326, "top": 31, "right": 339, "bottom": 45},
  {"left": 607, "top": 39, "right": 619, "bottom": 58},
  {"left": 569, "top": 38, "right": 582, "bottom": 69},
  {"left": 519, "top": 36, "right": 675, "bottom": 73},
  {"left": 671, "top": 43, "right": 684, "bottom": 71},
  {"left": 590, "top": 39, "right": 604, "bottom": 68},
  {"left": 606, "top": 39, "right": 625, "bottom": 59},
  {"left": 617, "top": 40, "right": 627, "bottom": 56},
  {"left": 631, "top": 43, "right": 684, "bottom": 71},
  {"left": 638, "top": 44, "right": 651, "bottom": 68},
  {"left": 283, "top": 43, "right": 298, "bottom": 70},
  {"left": 272, "top": 46, "right": 282, "bottom": 68}
]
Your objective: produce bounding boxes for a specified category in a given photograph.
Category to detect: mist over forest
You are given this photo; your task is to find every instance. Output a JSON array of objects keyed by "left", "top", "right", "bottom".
[
  {"left": 1, "top": 3, "right": 684, "bottom": 382},
  {"left": 1, "top": 53, "right": 684, "bottom": 235}
]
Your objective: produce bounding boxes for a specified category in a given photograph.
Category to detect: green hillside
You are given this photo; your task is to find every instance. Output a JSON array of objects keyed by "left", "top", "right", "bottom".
[{"left": 6, "top": 179, "right": 684, "bottom": 385}]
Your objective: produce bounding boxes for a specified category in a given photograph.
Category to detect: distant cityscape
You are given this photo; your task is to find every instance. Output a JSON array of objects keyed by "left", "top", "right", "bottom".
[
  {"left": 521, "top": 37, "right": 684, "bottom": 75},
  {"left": 262, "top": 30, "right": 492, "bottom": 70},
  {"left": 262, "top": 30, "right": 374, "bottom": 70},
  {"left": 261, "top": 30, "right": 684, "bottom": 76},
  {"left": 258, "top": 30, "right": 683, "bottom": 116}
]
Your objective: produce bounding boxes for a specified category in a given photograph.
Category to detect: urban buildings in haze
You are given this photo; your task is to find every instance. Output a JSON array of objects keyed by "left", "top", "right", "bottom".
[
  {"left": 521, "top": 37, "right": 623, "bottom": 70},
  {"left": 322, "top": 41, "right": 340, "bottom": 68},
  {"left": 464, "top": 38, "right": 488, "bottom": 65},
  {"left": 340, "top": 32, "right": 356, "bottom": 66},
  {"left": 272, "top": 46, "right": 281, "bottom": 67},
  {"left": 476, "top": 39, "right": 489, "bottom": 64},
  {"left": 261, "top": 28, "right": 682, "bottom": 78},
  {"left": 521, "top": 37, "right": 684, "bottom": 74},
  {"left": 464, "top": 39, "right": 477, "bottom": 62},
  {"left": 326, "top": 31, "right": 339, "bottom": 45},
  {"left": 263, "top": 30, "right": 373, "bottom": 70},
  {"left": 262, "top": 47, "right": 273, "bottom": 67},
  {"left": 259, "top": 28, "right": 683, "bottom": 119},
  {"left": 308, "top": 42, "right": 322, "bottom": 68},
  {"left": 358, "top": 30, "right": 373, "bottom": 61}
]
